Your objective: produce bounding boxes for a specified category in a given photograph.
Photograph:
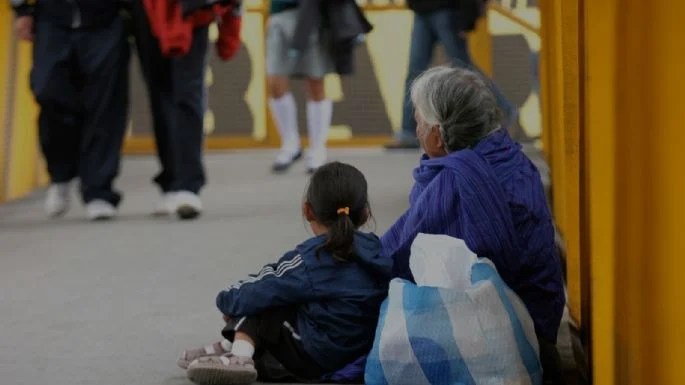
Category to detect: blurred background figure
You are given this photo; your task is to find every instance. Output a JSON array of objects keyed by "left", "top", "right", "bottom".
[
  {"left": 129, "top": 0, "right": 209, "bottom": 220},
  {"left": 131, "top": 0, "right": 242, "bottom": 220},
  {"left": 267, "top": 0, "right": 372, "bottom": 174},
  {"left": 127, "top": 0, "right": 242, "bottom": 220},
  {"left": 11, "top": 0, "right": 130, "bottom": 220},
  {"left": 384, "top": 0, "right": 526, "bottom": 150}
]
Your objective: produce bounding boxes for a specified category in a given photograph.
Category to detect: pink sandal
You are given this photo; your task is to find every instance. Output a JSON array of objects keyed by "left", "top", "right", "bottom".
[
  {"left": 178, "top": 340, "right": 233, "bottom": 369},
  {"left": 187, "top": 353, "right": 258, "bottom": 385}
]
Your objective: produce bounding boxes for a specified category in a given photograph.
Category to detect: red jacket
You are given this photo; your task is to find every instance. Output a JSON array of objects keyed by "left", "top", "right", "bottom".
[{"left": 142, "top": 0, "right": 242, "bottom": 60}]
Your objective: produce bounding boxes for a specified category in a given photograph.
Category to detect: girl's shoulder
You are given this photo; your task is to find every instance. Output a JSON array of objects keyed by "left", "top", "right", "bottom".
[{"left": 294, "top": 234, "right": 326, "bottom": 256}]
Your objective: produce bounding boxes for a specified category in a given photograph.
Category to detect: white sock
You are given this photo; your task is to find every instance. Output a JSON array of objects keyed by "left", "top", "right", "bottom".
[
  {"left": 306, "top": 99, "right": 333, "bottom": 168},
  {"left": 269, "top": 93, "right": 300, "bottom": 161},
  {"left": 220, "top": 339, "right": 233, "bottom": 353},
  {"left": 231, "top": 339, "right": 255, "bottom": 358}
]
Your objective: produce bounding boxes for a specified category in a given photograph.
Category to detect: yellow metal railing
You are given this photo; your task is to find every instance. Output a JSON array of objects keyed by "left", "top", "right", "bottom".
[
  {"left": 541, "top": 0, "right": 685, "bottom": 383},
  {"left": 0, "top": 6, "right": 11, "bottom": 203},
  {"left": 489, "top": 2, "right": 540, "bottom": 35},
  {"left": 0, "top": 1, "right": 46, "bottom": 203}
]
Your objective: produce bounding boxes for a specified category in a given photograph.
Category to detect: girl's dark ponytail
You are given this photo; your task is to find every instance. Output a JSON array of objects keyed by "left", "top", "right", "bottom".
[
  {"left": 305, "top": 162, "right": 372, "bottom": 262},
  {"left": 321, "top": 207, "right": 356, "bottom": 261}
]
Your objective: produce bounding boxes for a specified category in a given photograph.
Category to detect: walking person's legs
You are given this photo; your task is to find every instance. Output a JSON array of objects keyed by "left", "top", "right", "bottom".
[
  {"left": 267, "top": 9, "right": 303, "bottom": 173},
  {"left": 31, "top": 20, "right": 81, "bottom": 217},
  {"left": 304, "top": 77, "right": 331, "bottom": 174},
  {"left": 130, "top": 0, "right": 208, "bottom": 219},
  {"left": 268, "top": 75, "right": 302, "bottom": 173},
  {"left": 299, "top": 27, "right": 333, "bottom": 174},
  {"left": 130, "top": 0, "right": 176, "bottom": 213},
  {"left": 268, "top": 8, "right": 334, "bottom": 173},
  {"left": 76, "top": 16, "right": 130, "bottom": 220},
  {"left": 168, "top": 26, "right": 209, "bottom": 219},
  {"left": 385, "top": 13, "right": 437, "bottom": 149}
]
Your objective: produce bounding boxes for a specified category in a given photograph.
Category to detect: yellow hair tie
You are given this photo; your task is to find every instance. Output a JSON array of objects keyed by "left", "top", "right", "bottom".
[{"left": 337, "top": 207, "right": 350, "bottom": 216}]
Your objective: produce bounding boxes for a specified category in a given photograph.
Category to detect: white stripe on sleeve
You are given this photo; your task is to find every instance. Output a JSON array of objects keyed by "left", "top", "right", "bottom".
[{"left": 227, "top": 255, "right": 303, "bottom": 291}]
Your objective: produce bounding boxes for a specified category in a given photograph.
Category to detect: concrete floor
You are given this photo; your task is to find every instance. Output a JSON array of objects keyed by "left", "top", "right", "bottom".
[{"left": 0, "top": 148, "right": 574, "bottom": 385}]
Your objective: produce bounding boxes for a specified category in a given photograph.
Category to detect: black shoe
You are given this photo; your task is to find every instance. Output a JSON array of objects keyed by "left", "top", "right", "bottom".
[
  {"left": 174, "top": 191, "right": 202, "bottom": 221},
  {"left": 384, "top": 138, "right": 421, "bottom": 150},
  {"left": 177, "top": 205, "right": 201, "bottom": 220},
  {"left": 271, "top": 150, "right": 303, "bottom": 173}
]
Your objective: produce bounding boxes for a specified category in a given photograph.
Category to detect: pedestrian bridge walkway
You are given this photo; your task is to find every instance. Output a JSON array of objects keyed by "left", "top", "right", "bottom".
[
  {"left": 0, "top": 149, "right": 421, "bottom": 385},
  {"left": 0, "top": 148, "right": 577, "bottom": 385}
]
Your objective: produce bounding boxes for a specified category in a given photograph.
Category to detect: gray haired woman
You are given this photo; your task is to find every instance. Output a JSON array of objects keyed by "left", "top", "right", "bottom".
[
  {"left": 411, "top": 65, "right": 503, "bottom": 156},
  {"left": 381, "top": 66, "right": 566, "bottom": 384}
]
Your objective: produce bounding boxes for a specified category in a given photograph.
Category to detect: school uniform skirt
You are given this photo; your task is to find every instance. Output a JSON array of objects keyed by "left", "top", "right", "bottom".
[{"left": 266, "top": 9, "right": 335, "bottom": 79}]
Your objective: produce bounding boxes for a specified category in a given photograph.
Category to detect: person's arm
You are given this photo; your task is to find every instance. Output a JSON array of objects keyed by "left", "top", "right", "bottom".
[
  {"left": 11, "top": 0, "right": 35, "bottom": 41},
  {"left": 216, "top": 251, "right": 317, "bottom": 317},
  {"left": 216, "top": 2, "right": 243, "bottom": 61}
]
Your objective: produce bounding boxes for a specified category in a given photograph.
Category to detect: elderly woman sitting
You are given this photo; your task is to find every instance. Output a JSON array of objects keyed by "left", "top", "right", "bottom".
[{"left": 381, "top": 66, "right": 566, "bottom": 383}]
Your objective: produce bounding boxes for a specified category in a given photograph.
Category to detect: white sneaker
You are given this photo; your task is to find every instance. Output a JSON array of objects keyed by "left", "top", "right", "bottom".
[
  {"left": 272, "top": 149, "right": 303, "bottom": 173},
  {"left": 153, "top": 193, "right": 176, "bottom": 216},
  {"left": 86, "top": 199, "right": 116, "bottom": 221},
  {"left": 174, "top": 191, "right": 202, "bottom": 220},
  {"left": 45, "top": 183, "right": 70, "bottom": 218}
]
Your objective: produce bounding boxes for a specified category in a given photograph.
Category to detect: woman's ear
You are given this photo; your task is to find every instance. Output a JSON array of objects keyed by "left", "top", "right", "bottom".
[
  {"left": 431, "top": 125, "right": 449, "bottom": 156},
  {"left": 432, "top": 125, "right": 444, "bottom": 148},
  {"left": 303, "top": 202, "right": 315, "bottom": 222}
]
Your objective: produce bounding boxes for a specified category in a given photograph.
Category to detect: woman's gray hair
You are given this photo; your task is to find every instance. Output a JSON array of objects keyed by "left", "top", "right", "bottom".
[{"left": 410, "top": 66, "right": 502, "bottom": 153}]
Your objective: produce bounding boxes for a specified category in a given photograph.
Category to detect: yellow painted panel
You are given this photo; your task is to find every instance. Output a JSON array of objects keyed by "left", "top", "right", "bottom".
[
  {"left": 543, "top": 1, "right": 569, "bottom": 260},
  {"left": 469, "top": 13, "right": 492, "bottom": 77},
  {"left": 613, "top": 0, "right": 651, "bottom": 381},
  {"left": 489, "top": 4, "right": 539, "bottom": 35},
  {"left": 6, "top": 40, "right": 39, "bottom": 200},
  {"left": 612, "top": 0, "right": 685, "bottom": 383},
  {"left": 537, "top": 0, "right": 553, "bottom": 157},
  {"left": 0, "top": 3, "right": 13, "bottom": 203},
  {"left": 648, "top": 5, "right": 685, "bottom": 382},
  {"left": 488, "top": 8, "right": 542, "bottom": 139},
  {"left": 364, "top": 10, "right": 413, "bottom": 133},
  {"left": 242, "top": 12, "right": 266, "bottom": 141},
  {"left": 540, "top": 0, "right": 586, "bottom": 329},
  {"left": 559, "top": 0, "right": 582, "bottom": 327},
  {"left": 584, "top": 0, "right": 617, "bottom": 382}
]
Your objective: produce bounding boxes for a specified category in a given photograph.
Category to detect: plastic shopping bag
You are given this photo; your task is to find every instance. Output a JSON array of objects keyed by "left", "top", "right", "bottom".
[
  {"left": 365, "top": 234, "right": 542, "bottom": 385},
  {"left": 409, "top": 233, "right": 478, "bottom": 290}
]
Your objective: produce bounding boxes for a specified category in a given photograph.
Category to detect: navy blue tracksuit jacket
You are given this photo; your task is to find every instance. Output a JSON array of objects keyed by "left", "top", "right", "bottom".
[{"left": 216, "top": 232, "right": 393, "bottom": 373}]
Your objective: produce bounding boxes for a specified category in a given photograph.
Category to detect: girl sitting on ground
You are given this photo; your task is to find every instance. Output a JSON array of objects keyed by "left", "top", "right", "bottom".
[{"left": 178, "top": 161, "right": 393, "bottom": 385}]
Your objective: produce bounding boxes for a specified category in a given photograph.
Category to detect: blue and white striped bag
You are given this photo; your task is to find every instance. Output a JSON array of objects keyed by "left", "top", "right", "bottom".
[{"left": 365, "top": 234, "right": 542, "bottom": 385}]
